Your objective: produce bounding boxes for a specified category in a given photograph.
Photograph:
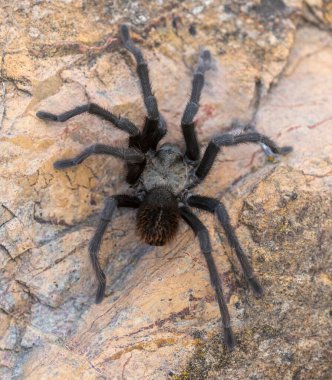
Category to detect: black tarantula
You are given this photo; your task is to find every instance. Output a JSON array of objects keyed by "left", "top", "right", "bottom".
[{"left": 36, "top": 25, "right": 292, "bottom": 350}]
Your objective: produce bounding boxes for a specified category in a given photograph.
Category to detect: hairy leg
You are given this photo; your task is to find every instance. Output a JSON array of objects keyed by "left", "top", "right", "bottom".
[
  {"left": 181, "top": 49, "right": 211, "bottom": 161},
  {"left": 120, "top": 25, "right": 166, "bottom": 151},
  {"left": 89, "top": 195, "right": 141, "bottom": 303},
  {"left": 37, "top": 103, "right": 140, "bottom": 137},
  {"left": 180, "top": 206, "right": 235, "bottom": 350},
  {"left": 187, "top": 195, "right": 263, "bottom": 297},
  {"left": 229, "top": 120, "right": 287, "bottom": 161},
  {"left": 193, "top": 132, "right": 292, "bottom": 185},
  {"left": 53, "top": 144, "right": 145, "bottom": 169},
  {"left": 236, "top": 78, "right": 290, "bottom": 160}
]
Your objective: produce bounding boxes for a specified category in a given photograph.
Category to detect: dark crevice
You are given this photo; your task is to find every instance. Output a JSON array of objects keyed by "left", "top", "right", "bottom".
[
  {"left": 0, "top": 244, "right": 15, "bottom": 261},
  {"left": 15, "top": 279, "right": 57, "bottom": 309},
  {"left": 0, "top": 75, "right": 32, "bottom": 96},
  {"left": 302, "top": 1, "right": 332, "bottom": 32}
]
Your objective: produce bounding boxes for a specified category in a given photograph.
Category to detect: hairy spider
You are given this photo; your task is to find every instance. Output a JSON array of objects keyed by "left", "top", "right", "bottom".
[{"left": 36, "top": 25, "right": 292, "bottom": 350}]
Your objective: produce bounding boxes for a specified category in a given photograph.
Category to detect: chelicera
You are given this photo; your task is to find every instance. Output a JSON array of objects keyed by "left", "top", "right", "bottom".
[{"left": 36, "top": 25, "right": 292, "bottom": 350}]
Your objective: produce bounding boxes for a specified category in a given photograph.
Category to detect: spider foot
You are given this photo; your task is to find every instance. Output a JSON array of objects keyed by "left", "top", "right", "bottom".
[
  {"left": 119, "top": 24, "right": 130, "bottom": 43},
  {"left": 248, "top": 277, "right": 264, "bottom": 298},
  {"left": 262, "top": 143, "right": 293, "bottom": 162},
  {"left": 36, "top": 111, "right": 58, "bottom": 121},
  {"left": 95, "top": 282, "right": 106, "bottom": 304},
  {"left": 119, "top": 24, "right": 139, "bottom": 57},
  {"left": 53, "top": 159, "right": 77, "bottom": 169},
  {"left": 199, "top": 49, "right": 212, "bottom": 72},
  {"left": 279, "top": 146, "right": 293, "bottom": 155},
  {"left": 224, "top": 326, "right": 236, "bottom": 351}
]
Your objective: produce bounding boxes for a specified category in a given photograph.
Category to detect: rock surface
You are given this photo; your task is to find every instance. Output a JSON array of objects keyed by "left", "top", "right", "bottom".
[{"left": 0, "top": 1, "right": 331, "bottom": 379}]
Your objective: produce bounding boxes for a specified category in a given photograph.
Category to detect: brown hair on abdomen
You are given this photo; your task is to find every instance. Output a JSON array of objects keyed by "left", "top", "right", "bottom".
[{"left": 136, "top": 187, "right": 180, "bottom": 246}]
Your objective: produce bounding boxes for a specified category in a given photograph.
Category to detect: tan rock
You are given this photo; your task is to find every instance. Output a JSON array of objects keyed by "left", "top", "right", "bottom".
[{"left": 0, "top": 1, "right": 331, "bottom": 379}]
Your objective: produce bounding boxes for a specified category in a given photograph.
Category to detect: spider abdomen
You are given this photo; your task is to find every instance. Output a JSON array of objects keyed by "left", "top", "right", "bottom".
[{"left": 136, "top": 187, "right": 180, "bottom": 246}]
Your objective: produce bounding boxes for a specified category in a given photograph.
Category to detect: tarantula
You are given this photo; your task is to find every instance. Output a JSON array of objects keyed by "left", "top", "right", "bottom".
[{"left": 36, "top": 25, "right": 291, "bottom": 350}]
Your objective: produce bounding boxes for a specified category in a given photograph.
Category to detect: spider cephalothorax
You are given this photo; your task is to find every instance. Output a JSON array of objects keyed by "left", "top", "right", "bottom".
[{"left": 36, "top": 25, "right": 292, "bottom": 350}]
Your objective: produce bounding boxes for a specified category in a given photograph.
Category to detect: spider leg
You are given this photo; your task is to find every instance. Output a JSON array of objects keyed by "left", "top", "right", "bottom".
[
  {"left": 241, "top": 79, "right": 290, "bottom": 160},
  {"left": 193, "top": 132, "right": 292, "bottom": 185},
  {"left": 36, "top": 103, "right": 140, "bottom": 137},
  {"left": 230, "top": 120, "right": 290, "bottom": 161},
  {"left": 180, "top": 206, "right": 235, "bottom": 350},
  {"left": 53, "top": 144, "right": 145, "bottom": 169},
  {"left": 182, "top": 49, "right": 211, "bottom": 161},
  {"left": 119, "top": 25, "right": 166, "bottom": 151},
  {"left": 89, "top": 195, "right": 141, "bottom": 303},
  {"left": 187, "top": 195, "right": 263, "bottom": 297}
]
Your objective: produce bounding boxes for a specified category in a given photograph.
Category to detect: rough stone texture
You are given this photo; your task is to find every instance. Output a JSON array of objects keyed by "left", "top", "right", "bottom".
[{"left": 0, "top": 1, "right": 331, "bottom": 379}]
